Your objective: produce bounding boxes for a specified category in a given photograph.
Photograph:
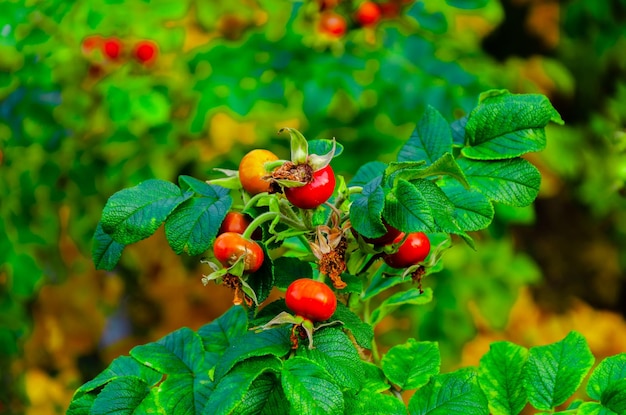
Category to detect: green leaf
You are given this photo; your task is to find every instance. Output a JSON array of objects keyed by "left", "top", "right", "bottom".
[
  {"left": 408, "top": 153, "right": 469, "bottom": 188},
  {"left": 66, "top": 393, "right": 97, "bottom": 415},
  {"left": 205, "top": 356, "right": 282, "bottom": 415},
  {"left": 577, "top": 402, "right": 617, "bottom": 415},
  {"left": 246, "top": 243, "right": 274, "bottom": 304},
  {"left": 232, "top": 373, "right": 289, "bottom": 415},
  {"left": 411, "top": 179, "right": 469, "bottom": 241},
  {"left": 281, "top": 357, "right": 344, "bottom": 415},
  {"left": 130, "top": 327, "right": 206, "bottom": 375},
  {"left": 361, "top": 267, "right": 406, "bottom": 301},
  {"left": 478, "top": 341, "right": 529, "bottom": 415},
  {"left": 101, "top": 179, "right": 193, "bottom": 244},
  {"left": 350, "top": 176, "right": 387, "bottom": 239},
  {"left": 92, "top": 221, "right": 125, "bottom": 271},
  {"left": 89, "top": 376, "right": 153, "bottom": 415},
  {"left": 197, "top": 306, "right": 249, "bottom": 368},
  {"left": 214, "top": 327, "right": 292, "bottom": 380},
  {"left": 344, "top": 389, "right": 407, "bottom": 415},
  {"left": 523, "top": 331, "right": 595, "bottom": 411},
  {"left": 587, "top": 353, "right": 626, "bottom": 401},
  {"left": 331, "top": 303, "right": 373, "bottom": 349},
  {"left": 348, "top": 161, "right": 386, "bottom": 187},
  {"left": 371, "top": 288, "right": 433, "bottom": 326},
  {"left": 164, "top": 178, "right": 231, "bottom": 255},
  {"left": 75, "top": 356, "right": 162, "bottom": 395},
  {"left": 439, "top": 179, "right": 494, "bottom": 231},
  {"left": 601, "top": 379, "right": 626, "bottom": 414},
  {"left": 272, "top": 257, "right": 313, "bottom": 289},
  {"left": 383, "top": 179, "right": 435, "bottom": 233},
  {"left": 458, "top": 158, "right": 541, "bottom": 207},
  {"left": 463, "top": 91, "right": 563, "bottom": 160},
  {"left": 398, "top": 105, "right": 453, "bottom": 165},
  {"left": 382, "top": 339, "right": 440, "bottom": 390},
  {"left": 297, "top": 328, "right": 365, "bottom": 390},
  {"left": 156, "top": 371, "right": 213, "bottom": 415},
  {"left": 164, "top": 197, "right": 230, "bottom": 256},
  {"left": 408, "top": 368, "right": 489, "bottom": 415}
]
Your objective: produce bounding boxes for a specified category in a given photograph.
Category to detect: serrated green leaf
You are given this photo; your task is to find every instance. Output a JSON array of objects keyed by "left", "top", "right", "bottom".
[
  {"left": 232, "top": 373, "right": 289, "bottom": 415},
  {"left": 331, "top": 303, "right": 373, "bottom": 349},
  {"left": 439, "top": 179, "right": 494, "bottom": 231},
  {"left": 463, "top": 92, "right": 563, "bottom": 160},
  {"left": 92, "top": 221, "right": 125, "bottom": 271},
  {"left": 66, "top": 393, "right": 97, "bottom": 415},
  {"left": 214, "top": 327, "right": 292, "bottom": 380},
  {"left": 478, "top": 341, "right": 529, "bottom": 415},
  {"left": 371, "top": 288, "right": 433, "bottom": 326},
  {"left": 344, "top": 389, "right": 407, "bottom": 415},
  {"left": 523, "top": 331, "right": 595, "bottom": 411},
  {"left": 411, "top": 179, "right": 469, "bottom": 238},
  {"left": 601, "top": 379, "right": 626, "bottom": 414},
  {"left": 350, "top": 176, "right": 387, "bottom": 239},
  {"left": 198, "top": 305, "right": 249, "bottom": 368},
  {"left": 272, "top": 257, "right": 313, "bottom": 289},
  {"left": 101, "top": 179, "right": 193, "bottom": 244},
  {"left": 164, "top": 195, "right": 231, "bottom": 256},
  {"left": 408, "top": 368, "right": 489, "bottom": 415},
  {"left": 406, "top": 153, "right": 469, "bottom": 188},
  {"left": 297, "top": 327, "right": 365, "bottom": 390},
  {"left": 587, "top": 353, "right": 626, "bottom": 401},
  {"left": 577, "top": 402, "right": 617, "bottom": 415},
  {"left": 361, "top": 361, "right": 395, "bottom": 394},
  {"left": 458, "top": 158, "right": 541, "bottom": 207},
  {"left": 130, "top": 327, "right": 206, "bottom": 375},
  {"left": 348, "top": 161, "right": 386, "bottom": 187},
  {"left": 383, "top": 179, "right": 435, "bottom": 233},
  {"left": 156, "top": 372, "right": 214, "bottom": 415},
  {"left": 179, "top": 175, "right": 230, "bottom": 198},
  {"left": 205, "top": 356, "right": 282, "bottom": 415},
  {"left": 89, "top": 376, "right": 153, "bottom": 415},
  {"left": 281, "top": 357, "right": 344, "bottom": 415},
  {"left": 398, "top": 105, "right": 453, "bottom": 164},
  {"left": 382, "top": 339, "right": 440, "bottom": 391},
  {"left": 75, "top": 356, "right": 162, "bottom": 395}
]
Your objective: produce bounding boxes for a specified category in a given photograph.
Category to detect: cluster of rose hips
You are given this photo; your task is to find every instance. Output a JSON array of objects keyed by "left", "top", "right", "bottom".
[
  {"left": 81, "top": 35, "right": 159, "bottom": 65},
  {"left": 317, "top": 0, "right": 413, "bottom": 38},
  {"left": 205, "top": 129, "right": 431, "bottom": 347}
]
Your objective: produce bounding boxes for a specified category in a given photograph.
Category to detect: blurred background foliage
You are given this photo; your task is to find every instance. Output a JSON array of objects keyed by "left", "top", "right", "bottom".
[{"left": 2, "top": 0, "right": 626, "bottom": 413}]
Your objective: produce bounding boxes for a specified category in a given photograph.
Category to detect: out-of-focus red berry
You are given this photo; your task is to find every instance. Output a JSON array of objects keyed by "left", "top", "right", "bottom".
[
  {"left": 319, "top": 11, "right": 347, "bottom": 37},
  {"left": 355, "top": 1, "right": 382, "bottom": 26}
]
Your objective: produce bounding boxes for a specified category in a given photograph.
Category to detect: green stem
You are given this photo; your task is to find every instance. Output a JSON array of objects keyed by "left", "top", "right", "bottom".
[
  {"left": 242, "top": 211, "right": 307, "bottom": 240},
  {"left": 241, "top": 192, "right": 269, "bottom": 213},
  {"left": 363, "top": 299, "right": 381, "bottom": 364}
]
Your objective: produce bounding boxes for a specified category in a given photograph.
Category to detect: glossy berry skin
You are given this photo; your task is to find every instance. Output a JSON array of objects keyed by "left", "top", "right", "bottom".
[
  {"left": 218, "top": 212, "right": 262, "bottom": 240},
  {"left": 383, "top": 232, "right": 431, "bottom": 269},
  {"left": 239, "top": 149, "right": 279, "bottom": 195},
  {"left": 134, "top": 40, "right": 158, "bottom": 64},
  {"left": 102, "top": 38, "right": 122, "bottom": 59},
  {"left": 213, "top": 232, "right": 264, "bottom": 273},
  {"left": 285, "top": 164, "right": 335, "bottom": 209},
  {"left": 319, "top": 11, "right": 347, "bottom": 37},
  {"left": 355, "top": 1, "right": 381, "bottom": 26},
  {"left": 362, "top": 222, "right": 402, "bottom": 246},
  {"left": 285, "top": 279, "right": 337, "bottom": 322}
]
